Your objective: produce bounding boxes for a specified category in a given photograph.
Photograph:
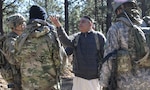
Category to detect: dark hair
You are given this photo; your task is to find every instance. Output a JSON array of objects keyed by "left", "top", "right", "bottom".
[{"left": 83, "top": 16, "right": 95, "bottom": 23}]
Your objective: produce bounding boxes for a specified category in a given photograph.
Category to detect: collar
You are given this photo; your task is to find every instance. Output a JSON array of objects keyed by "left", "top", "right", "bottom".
[
  {"left": 81, "top": 29, "right": 94, "bottom": 34},
  {"left": 116, "top": 17, "right": 131, "bottom": 26}
]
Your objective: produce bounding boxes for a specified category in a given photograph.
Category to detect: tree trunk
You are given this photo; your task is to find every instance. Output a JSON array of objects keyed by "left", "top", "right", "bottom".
[
  {"left": 94, "top": 0, "right": 98, "bottom": 31},
  {"left": 0, "top": 0, "right": 3, "bottom": 35},
  {"left": 65, "top": 0, "right": 69, "bottom": 34},
  {"left": 106, "top": 0, "right": 112, "bottom": 33}
]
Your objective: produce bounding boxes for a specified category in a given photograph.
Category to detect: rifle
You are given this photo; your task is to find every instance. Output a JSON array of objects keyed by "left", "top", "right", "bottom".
[
  {"left": 108, "top": 57, "right": 118, "bottom": 90},
  {"left": 103, "top": 50, "right": 118, "bottom": 90}
]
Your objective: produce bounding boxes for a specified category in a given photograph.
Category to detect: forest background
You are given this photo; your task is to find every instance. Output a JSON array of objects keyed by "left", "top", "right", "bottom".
[{"left": 0, "top": 0, "right": 150, "bottom": 35}]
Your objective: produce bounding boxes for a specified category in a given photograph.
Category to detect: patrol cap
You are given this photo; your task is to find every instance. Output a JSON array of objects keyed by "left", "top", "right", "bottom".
[
  {"left": 6, "top": 13, "right": 26, "bottom": 29},
  {"left": 112, "top": 0, "right": 138, "bottom": 12}
]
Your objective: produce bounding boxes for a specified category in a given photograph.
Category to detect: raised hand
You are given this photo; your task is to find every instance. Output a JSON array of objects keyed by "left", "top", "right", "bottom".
[{"left": 49, "top": 16, "right": 61, "bottom": 27}]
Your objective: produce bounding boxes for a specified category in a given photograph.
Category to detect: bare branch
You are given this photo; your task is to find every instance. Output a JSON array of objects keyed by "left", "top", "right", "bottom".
[{"left": 3, "top": 0, "right": 17, "bottom": 11}]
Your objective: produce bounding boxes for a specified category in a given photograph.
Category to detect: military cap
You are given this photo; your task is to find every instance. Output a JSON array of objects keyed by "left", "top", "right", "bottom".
[{"left": 6, "top": 13, "right": 26, "bottom": 29}]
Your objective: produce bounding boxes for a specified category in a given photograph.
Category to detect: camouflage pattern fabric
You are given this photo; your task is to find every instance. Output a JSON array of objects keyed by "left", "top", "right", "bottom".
[
  {"left": 14, "top": 19, "right": 61, "bottom": 90},
  {"left": 2, "top": 32, "right": 21, "bottom": 90},
  {"left": 6, "top": 13, "right": 26, "bottom": 29},
  {"left": 99, "top": 17, "right": 150, "bottom": 90},
  {"left": 3, "top": 32, "right": 19, "bottom": 65}
]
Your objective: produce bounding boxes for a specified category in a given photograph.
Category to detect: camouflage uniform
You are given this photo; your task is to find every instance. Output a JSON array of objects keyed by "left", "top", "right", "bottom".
[
  {"left": 2, "top": 32, "right": 21, "bottom": 90},
  {"left": 1, "top": 13, "right": 26, "bottom": 90},
  {"left": 14, "top": 19, "right": 62, "bottom": 90},
  {"left": 99, "top": 17, "right": 150, "bottom": 90}
]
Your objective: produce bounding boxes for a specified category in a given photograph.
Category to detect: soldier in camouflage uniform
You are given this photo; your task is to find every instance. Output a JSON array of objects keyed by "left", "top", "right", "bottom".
[
  {"left": 2, "top": 13, "right": 26, "bottom": 90},
  {"left": 14, "top": 5, "right": 63, "bottom": 90},
  {"left": 99, "top": 0, "right": 150, "bottom": 90}
]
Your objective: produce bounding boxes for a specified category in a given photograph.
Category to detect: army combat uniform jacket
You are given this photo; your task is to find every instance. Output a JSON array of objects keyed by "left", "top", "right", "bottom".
[
  {"left": 99, "top": 17, "right": 150, "bottom": 90},
  {"left": 2, "top": 32, "right": 21, "bottom": 89},
  {"left": 14, "top": 19, "right": 62, "bottom": 90}
]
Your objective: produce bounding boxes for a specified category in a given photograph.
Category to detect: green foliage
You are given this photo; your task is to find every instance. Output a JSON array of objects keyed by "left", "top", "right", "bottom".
[
  {"left": 2, "top": 0, "right": 150, "bottom": 34},
  {"left": 32, "top": 0, "right": 63, "bottom": 15},
  {"left": 3, "top": 0, "right": 18, "bottom": 33},
  {"left": 3, "top": 0, "right": 26, "bottom": 16},
  {"left": 68, "top": 0, "right": 107, "bottom": 34}
]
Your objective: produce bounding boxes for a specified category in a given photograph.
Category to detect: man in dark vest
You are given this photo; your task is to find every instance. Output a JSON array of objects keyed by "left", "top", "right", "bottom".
[{"left": 50, "top": 15, "right": 106, "bottom": 90}]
